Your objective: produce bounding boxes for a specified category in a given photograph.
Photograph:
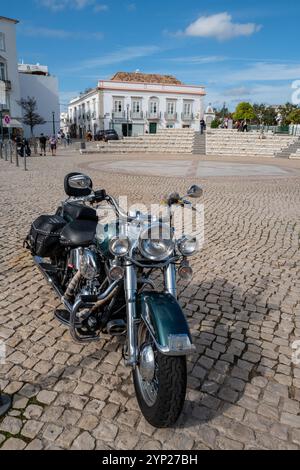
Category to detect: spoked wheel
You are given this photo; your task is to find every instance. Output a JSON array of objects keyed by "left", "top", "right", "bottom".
[{"left": 133, "top": 322, "right": 187, "bottom": 428}]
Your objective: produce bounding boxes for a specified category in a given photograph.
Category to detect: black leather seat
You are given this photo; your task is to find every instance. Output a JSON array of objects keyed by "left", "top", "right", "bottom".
[
  {"left": 63, "top": 202, "right": 98, "bottom": 222},
  {"left": 60, "top": 220, "right": 97, "bottom": 247}
]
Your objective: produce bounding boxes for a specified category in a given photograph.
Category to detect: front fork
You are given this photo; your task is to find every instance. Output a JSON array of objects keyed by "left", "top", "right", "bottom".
[{"left": 124, "top": 262, "right": 177, "bottom": 367}]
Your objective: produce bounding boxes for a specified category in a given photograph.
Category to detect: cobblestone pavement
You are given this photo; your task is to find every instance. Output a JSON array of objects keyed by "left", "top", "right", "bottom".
[{"left": 1, "top": 150, "right": 300, "bottom": 450}]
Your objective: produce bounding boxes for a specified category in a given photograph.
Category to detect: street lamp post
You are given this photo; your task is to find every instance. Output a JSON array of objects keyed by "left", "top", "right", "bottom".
[{"left": 52, "top": 111, "right": 56, "bottom": 135}]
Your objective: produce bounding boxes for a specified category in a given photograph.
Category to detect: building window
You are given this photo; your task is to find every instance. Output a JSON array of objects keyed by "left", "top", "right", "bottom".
[
  {"left": 0, "top": 62, "right": 6, "bottom": 81},
  {"left": 167, "top": 102, "right": 176, "bottom": 115},
  {"left": 183, "top": 102, "right": 192, "bottom": 116},
  {"left": 0, "top": 33, "right": 5, "bottom": 51},
  {"left": 132, "top": 100, "right": 141, "bottom": 113},
  {"left": 150, "top": 101, "right": 158, "bottom": 113},
  {"left": 114, "top": 100, "right": 122, "bottom": 113}
]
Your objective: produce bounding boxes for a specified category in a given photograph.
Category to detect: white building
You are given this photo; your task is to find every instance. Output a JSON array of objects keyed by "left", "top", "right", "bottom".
[
  {"left": 60, "top": 112, "right": 69, "bottom": 135},
  {"left": 0, "top": 16, "right": 22, "bottom": 137},
  {"left": 68, "top": 72, "right": 206, "bottom": 138},
  {"left": 18, "top": 63, "right": 60, "bottom": 138}
]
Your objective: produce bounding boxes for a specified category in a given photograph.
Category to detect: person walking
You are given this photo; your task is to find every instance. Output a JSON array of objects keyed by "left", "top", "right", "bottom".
[
  {"left": 61, "top": 132, "right": 67, "bottom": 148},
  {"left": 18, "top": 137, "right": 31, "bottom": 158},
  {"left": 66, "top": 133, "right": 71, "bottom": 146},
  {"left": 242, "top": 120, "right": 248, "bottom": 133},
  {"left": 50, "top": 135, "right": 57, "bottom": 156},
  {"left": 39, "top": 133, "right": 47, "bottom": 156},
  {"left": 200, "top": 119, "right": 206, "bottom": 134}
]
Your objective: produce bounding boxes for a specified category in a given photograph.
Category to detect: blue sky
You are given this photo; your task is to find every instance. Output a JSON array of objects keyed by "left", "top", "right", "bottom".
[{"left": 2, "top": 0, "right": 300, "bottom": 111}]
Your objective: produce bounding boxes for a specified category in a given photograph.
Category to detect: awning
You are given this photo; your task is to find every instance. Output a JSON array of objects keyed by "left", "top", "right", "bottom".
[{"left": 3, "top": 119, "right": 23, "bottom": 128}]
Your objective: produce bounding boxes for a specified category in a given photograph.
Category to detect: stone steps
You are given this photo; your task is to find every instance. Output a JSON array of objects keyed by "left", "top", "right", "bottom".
[
  {"left": 206, "top": 130, "right": 298, "bottom": 157},
  {"left": 83, "top": 129, "right": 198, "bottom": 154},
  {"left": 275, "top": 138, "right": 300, "bottom": 158}
]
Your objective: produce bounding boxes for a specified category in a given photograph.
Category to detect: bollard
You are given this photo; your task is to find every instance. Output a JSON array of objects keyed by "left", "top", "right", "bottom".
[
  {"left": 16, "top": 145, "right": 19, "bottom": 167},
  {"left": 0, "top": 389, "right": 11, "bottom": 417},
  {"left": 24, "top": 150, "right": 27, "bottom": 171},
  {"left": 4, "top": 142, "right": 8, "bottom": 161},
  {"left": 9, "top": 142, "right": 12, "bottom": 164}
]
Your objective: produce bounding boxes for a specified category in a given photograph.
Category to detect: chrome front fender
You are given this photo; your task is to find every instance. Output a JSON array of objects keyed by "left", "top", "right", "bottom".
[{"left": 136, "top": 291, "right": 195, "bottom": 356}]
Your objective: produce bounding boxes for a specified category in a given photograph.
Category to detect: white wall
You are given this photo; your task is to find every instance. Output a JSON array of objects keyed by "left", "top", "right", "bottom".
[
  {"left": 102, "top": 88, "right": 204, "bottom": 133},
  {"left": 68, "top": 89, "right": 101, "bottom": 137},
  {"left": 19, "top": 73, "right": 60, "bottom": 137},
  {"left": 0, "top": 19, "right": 21, "bottom": 119},
  {"left": 68, "top": 82, "right": 206, "bottom": 136}
]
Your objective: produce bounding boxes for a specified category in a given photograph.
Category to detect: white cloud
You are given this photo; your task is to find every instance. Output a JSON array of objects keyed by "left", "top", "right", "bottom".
[
  {"left": 94, "top": 4, "right": 109, "bottom": 12},
  {"left": 223, "top": 87, "right": 252, "bottom": 97},
  {"left": 127, "top": 3, "right": 136, "bottom": 11},
  {"left": 168, "top": 55, "right": 227, "bottom": 64},
  {"left": 80, "top": 45, "right": 161, "bottom": 69},
  {"left": 181, "top": 12, "right": 261, "bottom": 41},
  {"left": 22, "top": 26, "right": 103, "bottom": 40},
  {"left": 229, "top": 62, "right": 300, "bottom": 81},
  {"left": 207, "top": 83, "right": 294, "bottom": 110},
  {"left": 37, "top": 0, "right": 96, "bottom": 11}
]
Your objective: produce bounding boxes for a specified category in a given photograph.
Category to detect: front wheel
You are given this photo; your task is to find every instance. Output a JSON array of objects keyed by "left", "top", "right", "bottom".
[{"left": 133, "top": 323, "right": 187, "bottom": 428}]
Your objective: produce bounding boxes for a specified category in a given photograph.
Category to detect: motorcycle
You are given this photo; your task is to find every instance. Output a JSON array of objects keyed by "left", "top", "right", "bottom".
[{"left": 24, "top": 172, "right": 203, "bottom": 427}]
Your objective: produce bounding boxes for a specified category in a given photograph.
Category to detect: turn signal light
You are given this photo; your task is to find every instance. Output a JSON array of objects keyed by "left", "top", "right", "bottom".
[
  {"left": 178, "top": 265, "right": 193, "bottom": 281},
  {"left": 109, "top": 266, "right": 125, "bottom": 281}
]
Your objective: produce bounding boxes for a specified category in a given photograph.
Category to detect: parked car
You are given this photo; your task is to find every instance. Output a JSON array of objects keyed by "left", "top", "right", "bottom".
[
  {"left": 96, "top": 129, "right": 119, "bottom": 142},
  {"left": 95, "top": 130, "right": 105, "bottom": 141}
]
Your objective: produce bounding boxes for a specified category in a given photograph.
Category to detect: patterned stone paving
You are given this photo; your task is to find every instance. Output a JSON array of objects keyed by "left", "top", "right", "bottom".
[{"left": 0, "top": 150, "right": 300, "bottom": 450}]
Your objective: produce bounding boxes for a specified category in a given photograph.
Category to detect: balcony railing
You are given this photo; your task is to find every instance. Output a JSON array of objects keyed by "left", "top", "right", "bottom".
[
  {"left": 181, "top": 112, "right": 194, "bottom": 121},
  {"left": 146, "top": 111, "right": 161, "bottom": 120},
  {"left": 130, "top": 111, "right": 144, "bottom": 119},
  {"left": 112, "top": 111, "right": 126, "bottom": 119},
  {"left": 164, "top": 112, "right": 177, "bottom": 121}
]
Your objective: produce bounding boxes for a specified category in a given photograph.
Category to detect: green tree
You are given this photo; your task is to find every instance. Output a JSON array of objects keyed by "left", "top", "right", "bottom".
[
  {"left": 233, "top": 102, "right": 256, "bottom": 121},
  {"left": 210, "top": 119, "right": 220, "bottom": 129},
  {"left": 215, "top": 105, "right": 232, "bottom": 121},
  {"left": 18, "top": 96, "right": 46, "bottom": 137},
  {"left": 287, "top": 109, "right": 300, "bottom": 124},
  {"left": 278, "top": 102, "right": 298, "bottom": 125},
  {"left": 253, "top": 104, "right": 277, "bottom": 126}
]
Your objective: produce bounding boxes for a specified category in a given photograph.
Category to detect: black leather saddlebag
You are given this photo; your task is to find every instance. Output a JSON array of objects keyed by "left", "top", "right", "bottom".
[{"left": 25, "top": 215, "right": 66, "bottom": 257}]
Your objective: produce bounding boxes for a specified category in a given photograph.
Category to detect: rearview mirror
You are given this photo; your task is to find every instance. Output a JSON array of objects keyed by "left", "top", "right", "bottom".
[
  {"left": 186, "top": 185, "right": 203, "bottom": 199},
  {"left": 64, "top": 172, "right": 93, "bottom": 197},
  {"left": 69, "top": 174, "right": 93, "bottom": 190}
]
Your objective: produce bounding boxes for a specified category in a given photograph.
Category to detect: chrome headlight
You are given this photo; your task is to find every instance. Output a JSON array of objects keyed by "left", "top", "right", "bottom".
[
  {"left": 177, "top": 236, "right": 198, "bottom": 256},
  {"left": 139, "top": 223, "right": 174, "bottom": 261},
  {"left": 109, "top": 237, "right": 130, "bottom": 257}
]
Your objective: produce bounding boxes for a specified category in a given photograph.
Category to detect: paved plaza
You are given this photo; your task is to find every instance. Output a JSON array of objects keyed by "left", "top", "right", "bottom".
[{"left": 1, "top": 150, "right": 300, "bottom": 450}]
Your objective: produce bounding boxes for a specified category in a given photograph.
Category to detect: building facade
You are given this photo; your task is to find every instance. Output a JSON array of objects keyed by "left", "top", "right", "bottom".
[
  {"left": 0, "top": 16, "right": 22, "bottom": 137},
  {"left": 60, "top": 112, "right": 69, "bottom": 135},
  {"left": 68, "top": 73, "right": 206, "bottom": 138},
  {"left": 18, "top": 63, "right": 60, "bottom": 138}
]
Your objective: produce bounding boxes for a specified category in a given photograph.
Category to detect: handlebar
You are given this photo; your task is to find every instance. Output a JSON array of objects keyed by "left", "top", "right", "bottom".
[{"left": 71, "top": 189, "right": 199, "bottom": 221}]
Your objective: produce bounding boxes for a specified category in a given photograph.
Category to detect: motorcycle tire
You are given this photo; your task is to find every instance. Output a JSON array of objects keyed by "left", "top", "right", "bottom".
[{"left": 133, "top": 352, "right": 187, "bottom": 428}]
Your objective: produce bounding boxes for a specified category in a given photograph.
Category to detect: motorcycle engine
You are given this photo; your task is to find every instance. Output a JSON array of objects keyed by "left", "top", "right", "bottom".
[{"left": 69, "top": 248, "right": 99, "bottom": 280}]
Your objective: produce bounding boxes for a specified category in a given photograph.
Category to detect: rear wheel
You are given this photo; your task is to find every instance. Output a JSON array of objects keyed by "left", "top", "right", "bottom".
[{"left": 133, "top": 323, "right": 187, "bottom": 428}]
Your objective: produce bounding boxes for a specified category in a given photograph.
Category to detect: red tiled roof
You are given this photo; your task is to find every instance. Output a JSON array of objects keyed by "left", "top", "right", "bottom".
[{"left": 111, "top": 72, "right": 183, "bottom": 85}]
